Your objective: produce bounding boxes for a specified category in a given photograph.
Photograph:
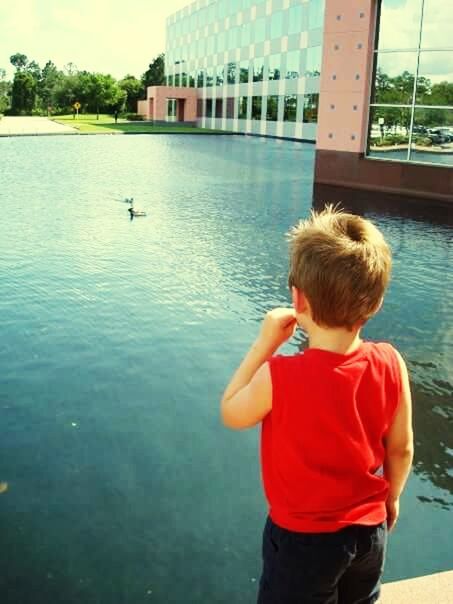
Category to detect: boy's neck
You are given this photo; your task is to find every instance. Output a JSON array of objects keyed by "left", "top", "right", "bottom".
[{"left": 306, "top": 323, "right": 362, "bottom": 355}]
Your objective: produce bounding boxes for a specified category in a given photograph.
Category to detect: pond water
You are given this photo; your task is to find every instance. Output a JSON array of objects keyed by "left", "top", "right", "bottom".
[{"left": 0, "top": 135, "right": 452, "bottom": 604}]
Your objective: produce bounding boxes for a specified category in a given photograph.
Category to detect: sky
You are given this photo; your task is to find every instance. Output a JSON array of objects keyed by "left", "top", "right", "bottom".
[{"left": 0, "top": 0, "right": 189, "bottom": 81}]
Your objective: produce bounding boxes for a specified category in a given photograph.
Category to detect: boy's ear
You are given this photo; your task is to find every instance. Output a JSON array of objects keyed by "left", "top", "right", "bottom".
[
  {"left": 291, "top": 286, "right": 308, "bottom": 314},
  {"left": 371, "top": 297, "right": 384, "bottom": 316},
  {"left": 375, "top": 297, "right": 384, "bottom": 313}
]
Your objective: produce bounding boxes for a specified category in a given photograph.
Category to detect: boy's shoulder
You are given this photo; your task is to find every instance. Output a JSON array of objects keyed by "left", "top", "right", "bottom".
[{"left": 268, "top": 340, "right": 401, "bottom": 373}]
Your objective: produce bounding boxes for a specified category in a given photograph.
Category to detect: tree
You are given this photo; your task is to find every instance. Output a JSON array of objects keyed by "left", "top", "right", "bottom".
[
  {"left": 85, "top": 73, "right": 122, "bottom": 118},
  {"left": 11, "top": 71, "right": 37, "bottom": 114},
  {"left": 38, "top": 60, "right": 63, "bottom": 113},
  {"left": 63, "top": 62, "right": 78, "bottom": 76},
  {"left": 141, "top": 53, "right": 165, "bottom": 91},
  {"left": 26, "top": 60, "right": 41, "bottom": 80},
  {"left": 119, "top": 74, "right": 143, "bottom": 112},
  {"left": 427, "top": 81, "right": 453, "bottom": 107},
  {"left": 0, "top": 68, "right": 11, "bottom": 114},
  {"left": 110, "top": 85, "right": 127, "bottom": 119},
  {"left": 10, "top": 53, "right": 28, "bottom": 71}
]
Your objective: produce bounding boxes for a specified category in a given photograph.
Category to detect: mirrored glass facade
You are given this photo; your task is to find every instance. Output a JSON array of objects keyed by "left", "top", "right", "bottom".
[
  {"left": 367, "top": 0, "right": 453, "bottom": 167},
  {"left": 165, "top": 0, "right": 324, "bottom": 140}
]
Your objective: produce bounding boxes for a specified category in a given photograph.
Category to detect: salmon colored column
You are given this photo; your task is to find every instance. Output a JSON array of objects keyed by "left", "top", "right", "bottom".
[{"left": 316, "top": 0, "right": 376, "bottom": 153}]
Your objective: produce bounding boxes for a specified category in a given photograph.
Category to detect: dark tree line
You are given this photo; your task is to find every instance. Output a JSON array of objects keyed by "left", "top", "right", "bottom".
[{"left": 0, "top": 53, "right": 165, "bottom": 117}]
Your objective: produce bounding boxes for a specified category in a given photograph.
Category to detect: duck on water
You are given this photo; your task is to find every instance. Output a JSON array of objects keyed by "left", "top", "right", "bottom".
[{"left": 124, "top": 197, "right": 147, "bottom": 217}]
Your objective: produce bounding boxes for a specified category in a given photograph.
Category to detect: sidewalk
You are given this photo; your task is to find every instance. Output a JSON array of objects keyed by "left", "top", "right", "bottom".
[
  {"left": 0, "top": 116, "right": 78, "bottom": 136},
  {"left": 381, "top": 570, "right": 453, "bottom": 603}
]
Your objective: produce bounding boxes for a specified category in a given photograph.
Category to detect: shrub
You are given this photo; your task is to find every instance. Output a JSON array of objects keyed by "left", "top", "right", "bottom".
[
  {"left": 413, "top": 136, "right": 433, "bottom": 147},
  {"left": 373, "top": 134, "right": 409, "bottom": 147},
  {"left": 125, "top": 113, "right": 145, "bottom": 121}
]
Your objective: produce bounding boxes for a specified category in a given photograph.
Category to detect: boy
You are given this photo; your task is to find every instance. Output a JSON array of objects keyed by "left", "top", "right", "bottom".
[{"left": 221, "top": 206, "right": 413, "bottom": 604}]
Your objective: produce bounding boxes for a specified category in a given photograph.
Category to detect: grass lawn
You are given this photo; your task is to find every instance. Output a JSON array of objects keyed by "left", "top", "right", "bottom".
[{"left": 52, "top": 114, "right": 226, "bottom": 135}]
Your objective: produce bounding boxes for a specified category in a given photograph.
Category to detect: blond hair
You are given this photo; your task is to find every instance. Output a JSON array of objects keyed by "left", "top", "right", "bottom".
[{"left": 288, "top": 205, "right": 392, "bottom": 330}]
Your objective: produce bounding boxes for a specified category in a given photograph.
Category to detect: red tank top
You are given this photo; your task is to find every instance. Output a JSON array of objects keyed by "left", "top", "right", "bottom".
[{"left": 261, "top": 341, "right": 401, "bottom": 533}]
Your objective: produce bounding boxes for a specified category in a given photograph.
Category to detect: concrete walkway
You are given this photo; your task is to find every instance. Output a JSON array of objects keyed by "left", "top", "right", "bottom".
[
  {"left": 381, "top": 570, "right": 453, "bottom": 603},
  {"left": 0, "top": 116, "right": 77, "bottom": 136}
]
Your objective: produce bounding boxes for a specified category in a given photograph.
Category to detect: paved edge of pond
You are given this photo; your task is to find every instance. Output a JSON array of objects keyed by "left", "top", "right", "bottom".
[
  {"left": 380, "top": 569, "right": 453, "bottom": 603},
  {"left": 0, "top": 130, "right": 241, "bottom": 138}
]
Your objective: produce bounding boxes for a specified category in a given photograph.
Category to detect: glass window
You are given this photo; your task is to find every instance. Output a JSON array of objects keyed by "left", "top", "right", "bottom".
[
  {"left": 270, "top": 11, "right": 283, "bottom": 39},
  {"left": 308, "top": 0, "right": 324, "bottom": 30},
  {"left": 205, "top": 98, "right": 213, "bottom": 118},
  {"left": 217, "top": 0, "right": 227, "bottom": 19},
  {"left": 251, "top": 96, "right": 262, "bottom": 120},
  {"left": 218, "top": 31, "right": 226, "bottom": 53},
  {"left": 253, "top": 58, "right": 264, "bottom": 82},
  {"left": 368, "top": 106, "right": 411, "bottom": 158},
  {"left": 189, "top": 72, "right": 196, "bottom": 88},
  {"left": 422, "top": 0, "right": 453, "bottom": 48},
  {"left": 377, "top": 0, "right": 423, "bottom": 50},
  {"left": 268, "top": 54, "right": 281, "bottom": 81},
  {"left": 241, "top": 22, "right": 251, "bottom": 47},
  {"left": 286, "top": 50, "right": 300, "bottom": 79},
  {"left": 228, "top": 27, "right": 239, "bottom": 50},
  {"left": 303, "top": 93, "right": 319, "bottom": 123},
  {"left": 367, "top": 0, "right": 453, "bottom": 166},
  {"left": 197, "top": 37, "right": 206, "bottom": 57},
  {"left": 288, "top": 5, "right": 303, "bottom": 36},
  {"left": 226, "top": 97, "right": 235, "bottom": 119},
  {"left": 197, "top": 70, "right": 205, "bottom": 88},
  {"left": 239, "top": 60, "right": 250, "bottom": 83},
  {"left": 266, "top": 95, "right": 279, "bottom": 121},
  {"left": 198, "top": 8, "right": 207, "bottom": 28},
  {"left": 174, "top": 73, "right": 180, "bottom": 87},
  {"left": 206, "top": 68, "right": 214, "bottom": 87},
  {"left": 216, "top": 66, "right": 225, "bottom": 86},
  {"left": 207, "top": 3, "right": 215, "bottom": 23},
  {"left": 253, "top": 18, "right": 266, "bottom": 43},
  {"left": 181, "top": 71, "right": 187, "bottom": 87},
  {"left": 197, "top": 99, "right": 203, "bottom": 118},
  {"left": 226, "top": 63, "right": 236, "bottom": 85},
  {"left": 284, "top": 95, "right": 297, "bottom": 122},
  {"left": 215, "top": 99, "right": 223, "bottom": 118},
  {"left": 167, "top": 74, "right": 174, "bottom": 86},
  {"left": 410, "top": 108, "right": 453, "bottom": 166},
  {"left": 167, "top": 99, "right": 177, "bottom": 120},
  {"left": 416, "top": 51, "right": 453, "bottom": 105},
  {"left": 306, "top": 46, "right": 322, "bottom": 77},
  {"left": 372, "top": 52, "right": 418, "bottom": 105},
  {"left": 238, "top": 96, "right": 248, "bottom": 119}
]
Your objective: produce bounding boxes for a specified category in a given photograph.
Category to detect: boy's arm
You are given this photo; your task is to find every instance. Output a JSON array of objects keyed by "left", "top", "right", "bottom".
[
  {"left": 221, "top": 308, "right": 297, "bottom": 430},
  {"left": 383, "top": 350, "right": 414, "bottom": 531}
]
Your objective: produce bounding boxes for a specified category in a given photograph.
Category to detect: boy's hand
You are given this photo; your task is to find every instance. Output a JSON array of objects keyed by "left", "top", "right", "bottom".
[
  {"left": 386, "top": 497, "right": 399, "bottom": 532},
  {"left": 257, "top": 308, "right": 298, "bottom": 355}
]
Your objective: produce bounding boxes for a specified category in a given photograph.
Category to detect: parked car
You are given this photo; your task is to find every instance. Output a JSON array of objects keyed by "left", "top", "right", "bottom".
[{"left": 427, "top": 128, "right": 452, "bottom": 144}]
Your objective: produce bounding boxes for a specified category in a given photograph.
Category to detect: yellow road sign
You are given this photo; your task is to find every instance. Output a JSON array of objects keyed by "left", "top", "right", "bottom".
[{"left": 74, "top": 102, "right": 81, "bottom": 109}]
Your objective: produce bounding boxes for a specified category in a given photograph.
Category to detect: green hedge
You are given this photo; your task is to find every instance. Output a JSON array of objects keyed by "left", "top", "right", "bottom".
[{"left": 125, "top": 113, "right": 145, "bottom": 121}]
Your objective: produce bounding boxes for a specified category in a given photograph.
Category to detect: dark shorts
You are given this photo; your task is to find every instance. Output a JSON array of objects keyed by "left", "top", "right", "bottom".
[{"left": 257, "top": 516, "right": 387, "bottom": 604}]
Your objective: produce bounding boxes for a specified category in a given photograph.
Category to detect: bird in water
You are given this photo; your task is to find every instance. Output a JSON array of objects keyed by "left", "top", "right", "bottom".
[
  {"left": 128, "top": 207, "right": 147, "bottom": 217},
  {"left": 126, "top": 198, "right": 147, "bottom": 218}
]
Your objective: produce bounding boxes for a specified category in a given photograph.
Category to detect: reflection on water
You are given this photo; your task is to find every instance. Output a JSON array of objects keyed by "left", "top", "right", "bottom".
[{"left": 0, "top": 136, "right": 452, "bottom": 603}]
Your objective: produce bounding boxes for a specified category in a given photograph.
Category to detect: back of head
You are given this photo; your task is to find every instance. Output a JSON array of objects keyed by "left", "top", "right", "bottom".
[{"left": 288, "top": 205, "right": 392, "bottom": 330}]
